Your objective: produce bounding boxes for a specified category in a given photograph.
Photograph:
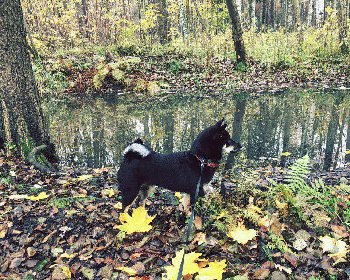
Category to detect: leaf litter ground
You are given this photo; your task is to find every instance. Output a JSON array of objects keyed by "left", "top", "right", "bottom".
[{"left": 0, "top": 154, "right": 349, "bottom": 279}]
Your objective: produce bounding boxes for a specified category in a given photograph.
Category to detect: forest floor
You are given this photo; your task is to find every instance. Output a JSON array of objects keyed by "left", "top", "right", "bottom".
[
  {"left": 35, "top": 50, "right": 350, "bottom": 99},
  {"left": 1, "top": 154, "right": 349, "bottom": 279}
]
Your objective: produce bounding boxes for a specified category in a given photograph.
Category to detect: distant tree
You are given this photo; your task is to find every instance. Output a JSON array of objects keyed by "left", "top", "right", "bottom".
[
  {"left": 158, "top": 0, "right": 169, "bottom": 44},
  {"left": 0, "top": 0, "right": 57, "bottom": 168},
  {"left": 225, "top": 0, "right": 247, "bottom": 63},
  {"left": 337, "top": 0, "right": 349, "bottom": 54}
]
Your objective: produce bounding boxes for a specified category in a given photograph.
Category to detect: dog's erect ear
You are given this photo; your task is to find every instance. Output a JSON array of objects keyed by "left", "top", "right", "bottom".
[
  {"left": 221, "top": 123, "right": 227, "bottom": 130},
  {"left": 215, "top": 118, "right": 225, "bottom": 127},
  {"left": 134, "top": 138, "right": 144, "bottom": 144}
]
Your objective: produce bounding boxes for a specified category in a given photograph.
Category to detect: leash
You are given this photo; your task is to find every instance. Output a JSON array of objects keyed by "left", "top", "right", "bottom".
[{"left": 176, "top": 160, "right": 205, "bottom": 280}]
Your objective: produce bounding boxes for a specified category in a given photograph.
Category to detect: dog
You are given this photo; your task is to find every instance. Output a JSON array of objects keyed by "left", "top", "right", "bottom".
[{"left": 117, "top": 119, "right": 242, "bottom": 212}]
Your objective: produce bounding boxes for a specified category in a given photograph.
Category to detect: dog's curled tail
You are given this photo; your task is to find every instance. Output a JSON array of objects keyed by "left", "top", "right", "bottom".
[{"left": 123, "top": 138, "right": 150, "bottom": 160}]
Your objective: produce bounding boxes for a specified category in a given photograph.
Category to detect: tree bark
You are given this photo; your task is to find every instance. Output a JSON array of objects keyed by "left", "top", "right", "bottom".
[
  {"left": 0, "top": 0, "right": 57, "bottom": 164},
  {"left": 225, "top": 0, "right": 247, "bottom": 63}
]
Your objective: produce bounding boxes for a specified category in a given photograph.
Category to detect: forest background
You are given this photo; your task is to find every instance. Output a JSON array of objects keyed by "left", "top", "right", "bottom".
[{"left": 21, "top": 0, "right": 350, "bottom": 96}]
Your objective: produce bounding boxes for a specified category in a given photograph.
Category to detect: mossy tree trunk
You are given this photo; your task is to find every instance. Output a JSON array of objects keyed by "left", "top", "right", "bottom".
[
  {"left": 225, "top": 0, "right": 247, "bottom": 63},
  {"left": 0, "top": 0, "right": 57, "bottom": 163}
]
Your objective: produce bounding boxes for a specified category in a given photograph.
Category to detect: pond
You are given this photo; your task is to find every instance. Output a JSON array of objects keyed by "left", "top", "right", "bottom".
[{"left": 45, "top": 89, "right": 350, "bottom": 171}]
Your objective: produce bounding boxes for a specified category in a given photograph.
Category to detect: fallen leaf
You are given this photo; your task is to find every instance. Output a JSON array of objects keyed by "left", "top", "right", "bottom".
[
  {"left": 115, "top": 206, "right": 155, "bottom": 234},
  {"left": 330, "top": 225, "right": 349, "bottom": 238},
  {"left": 194, "top": 216, "right": 203, "bottom": 230},
  {"left": 8, "top": 194, "right": 29, "bottom": 200},
  {"left": 195, "top": 260, "right": 226, "bottom": 280},
  {"left": 80, "top": 267, "right": 94, "bottom": 280},
  {"left": 101, "top": 188, "right": 115, "bottom": 198},
  {"left": 283, "top": 252, "right": 298, "bottom": 267},
  {"left": 61, "top": 266, "right": 71, "bottom": 279},
  {"left": 27, "top": 247, "right": 37, "bottom": 257},
  {"left": 60, "top": 252, "right": 77, "bottom": 259},
  {"left": 51, "top": 247, "right": 64, "bottom": 257},
  {"left": 9, "top": 258, "right": 24, "bottom": 269},
  {"left": 164, "top": 249, "right": 201, "bottom": 280},
  {"left": 227, "top": 223, "right": 256, "bottom": 244},
  {"left": 232, "top": 276, "right": 249, "bottom": 280},
  {"left": 117, "top": 266, "right": 137, "bottom": 276},
  {"left": 27, "top": 192, "right": 49, "bottom": 201},
  {"left": 113, "top": 202, "right": 123, "bottom": 210},
  {"left": 293, "top": 239, "right": 307, "bottom": 251},
  {"left": 274, "top": 264, "right": 292, "bottom": 274},
  {"left": 0, "top": 225, "right": 8, "bottom": 239},
  {"left": 76, "top": 174, "right": 93, "bottom": 181},
  {"left": 252, "top": 267, "right": 270, "bottom": 279}
]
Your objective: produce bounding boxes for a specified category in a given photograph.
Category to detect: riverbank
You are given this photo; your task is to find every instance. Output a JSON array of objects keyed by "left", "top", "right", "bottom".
[
  {"left": 34, "top": 47, "right": 350, "bottom": 100},
  {"left": 0, "top": 154, "right": 349, "bottom": 279}
]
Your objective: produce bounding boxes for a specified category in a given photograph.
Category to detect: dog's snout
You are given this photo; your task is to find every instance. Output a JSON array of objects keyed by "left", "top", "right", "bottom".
[
  {"left": 226, "top": 139, "right": 243, "bottom": 153},
  {"left": 226, "top": 139, "right": 235, "bottom": 146}
]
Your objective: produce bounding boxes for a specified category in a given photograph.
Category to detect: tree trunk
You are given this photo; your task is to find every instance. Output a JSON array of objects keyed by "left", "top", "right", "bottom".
[
  {"left": 337, "top": 0, "right": 349, "bottom": 54},
  {"left": 0, "top": 0, "right": 57, "bottom": 163},
  {"left": 158, "top": 0, "right": 169, "bottom": 44},
  {"left": 225, "top": 0, "right": 247, "bottom": 63}
]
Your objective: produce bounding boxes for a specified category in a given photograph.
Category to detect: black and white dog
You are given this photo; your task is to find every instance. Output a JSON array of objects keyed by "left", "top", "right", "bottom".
[{"left": 117, "top": 119, "right": 242, "bottom": 212}]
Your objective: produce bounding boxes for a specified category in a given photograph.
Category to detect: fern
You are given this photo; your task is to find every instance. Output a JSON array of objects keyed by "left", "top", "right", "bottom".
[{"left": 285, "top": 155, "right": 311, "bottom": 193}]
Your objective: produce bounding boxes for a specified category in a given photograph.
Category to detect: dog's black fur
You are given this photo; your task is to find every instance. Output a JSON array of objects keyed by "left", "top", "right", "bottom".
[{"left": 117, "top": 119, "right": 242, "bottom": 210}]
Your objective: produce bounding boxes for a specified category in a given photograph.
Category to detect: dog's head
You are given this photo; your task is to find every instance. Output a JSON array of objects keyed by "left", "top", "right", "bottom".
[{"left": 191, "top": 118, "right": 242, "bottom": 160}]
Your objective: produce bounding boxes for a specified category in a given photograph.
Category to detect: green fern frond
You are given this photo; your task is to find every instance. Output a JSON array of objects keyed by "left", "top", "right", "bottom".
[{"left": 285, "top": 155, "right": 311, "bottom": 193}]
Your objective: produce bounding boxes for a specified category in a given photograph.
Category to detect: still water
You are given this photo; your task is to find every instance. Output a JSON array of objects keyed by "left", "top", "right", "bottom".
[{"left": 45, "top": 89, "right": 350, "bottom": 171}]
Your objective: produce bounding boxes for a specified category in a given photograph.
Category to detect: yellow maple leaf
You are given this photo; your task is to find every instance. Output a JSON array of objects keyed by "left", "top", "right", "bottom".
[
  {"left": 164, "top": 249, "right": 201, "bottom": 280},
  {"left": 116, "top": 206, "right": 155, "bottom": 234},
  {"left": 195, "top": 260, "right": 226, "bottom": 280},
  {"left": 27, "top": 192, "right": 49, "bottom": 201},
  {"left": 281, "top": 151, "right": 291, "bottom": 157},
  {"left": 227, "top": 223, "right": 257, "bottom": 244},
  {"left": 345, "top": 150, "right": 350, "bottom": 155}
]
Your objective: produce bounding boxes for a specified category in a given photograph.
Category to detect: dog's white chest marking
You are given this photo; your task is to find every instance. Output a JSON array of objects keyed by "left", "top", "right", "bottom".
[
  {"left": 223, "top": 145, "right": 235, "bottom": 154},
  {"left": 124, "top": 143, "right": 150, "bottom": 157}
]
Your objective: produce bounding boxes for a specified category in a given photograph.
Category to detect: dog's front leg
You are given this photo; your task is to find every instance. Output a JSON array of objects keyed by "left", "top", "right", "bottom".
[{"left": 179, "top": 194, "right": 191, "bottom": 215}]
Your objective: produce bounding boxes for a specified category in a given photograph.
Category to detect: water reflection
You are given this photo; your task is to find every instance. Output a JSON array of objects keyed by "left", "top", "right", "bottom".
[{"left": 45, "top": 90, "right": 350, "bottom": 171}]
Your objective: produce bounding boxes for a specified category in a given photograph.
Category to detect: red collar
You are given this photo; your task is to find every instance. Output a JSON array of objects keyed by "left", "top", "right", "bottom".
[{"left": 194, "top": 154, "right": 220, "bottom": 168}]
